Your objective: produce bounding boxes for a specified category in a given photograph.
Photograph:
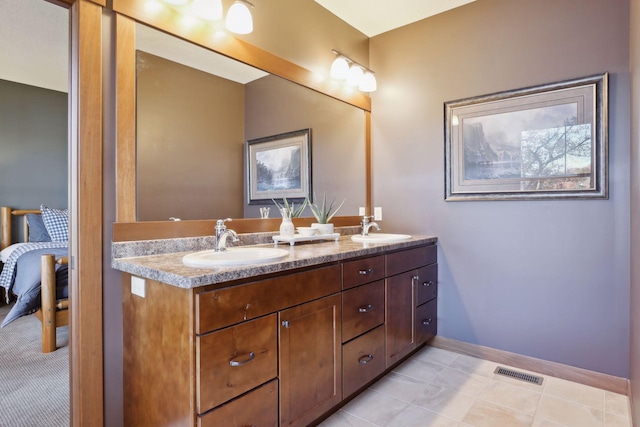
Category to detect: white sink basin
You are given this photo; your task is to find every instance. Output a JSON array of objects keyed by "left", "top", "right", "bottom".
[
  {"left": 351, "top": 233, "right": 412, "bottom": 244},
  {"left": 182, "top": 247, "right": 289, "bottom": 268}
]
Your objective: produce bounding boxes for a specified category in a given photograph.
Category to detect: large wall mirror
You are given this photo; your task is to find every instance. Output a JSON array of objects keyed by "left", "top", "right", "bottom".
[
  {"left": 135, "top": 23, "right": 367, "bottom": 221},
  {"left": 113, "top": 0, "right": 371, "bottom": 236}
]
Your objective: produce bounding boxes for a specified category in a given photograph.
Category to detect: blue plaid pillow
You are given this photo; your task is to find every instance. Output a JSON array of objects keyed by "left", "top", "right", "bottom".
[
  {"left": 40, "top": 205, "right": 69, "bottom": 242},
  {"left": 26, "top": 213, "right": 51, "bottom": 242}
]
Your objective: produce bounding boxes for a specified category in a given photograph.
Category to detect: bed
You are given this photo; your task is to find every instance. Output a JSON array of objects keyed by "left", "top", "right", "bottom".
[{"left": 0, "top": 206, "right": 69, "bottom": 353}]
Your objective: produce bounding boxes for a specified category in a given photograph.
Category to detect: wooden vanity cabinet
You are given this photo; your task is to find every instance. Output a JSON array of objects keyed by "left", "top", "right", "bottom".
[
  {"left": 415, "top": 263, "right": 438, "bottom": 346},
  {"left": 279, "top": 294, "right": 342, "bottom": 427},
  {"left": 122, "top": 242, "right": 438, "bottom": 426},
  {"left": 123, "top": 264, "right": 341, "bottom": 427},
  {"left": 385, "top": 245, "right": 438, "bottom": 368},
  {"left": 341, "top": 257, "right": 386, "bottom": 398}
]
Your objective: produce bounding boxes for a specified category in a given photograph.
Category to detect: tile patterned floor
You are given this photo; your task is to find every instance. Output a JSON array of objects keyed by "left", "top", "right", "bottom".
[{"left": 320, "top": 346, "right": 632, "bottom": 427}]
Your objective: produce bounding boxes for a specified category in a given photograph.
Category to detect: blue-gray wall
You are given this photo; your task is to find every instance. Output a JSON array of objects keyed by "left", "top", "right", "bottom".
[
  {"left": 0, "top": 79, "right": 68, "bottom": 230},
  {"left": 371, "top": 0, "right": 630, "bottom": 377}
]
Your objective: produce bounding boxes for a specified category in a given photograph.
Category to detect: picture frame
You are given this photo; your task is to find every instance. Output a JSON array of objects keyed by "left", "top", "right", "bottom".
[
  {"left": 246, "top": 128, "right": 312, "bottom": 205},
  {"left": 444, "top": 73, "right": 608, "bottom": 201}
]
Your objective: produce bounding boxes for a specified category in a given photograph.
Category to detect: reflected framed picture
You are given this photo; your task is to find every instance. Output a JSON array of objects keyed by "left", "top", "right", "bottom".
[
  {"left": 444, "top": 73, "right": 608, "bottom": 201},
  {"left": 246, "top": 128, "right": 312, "bottom": 204}
]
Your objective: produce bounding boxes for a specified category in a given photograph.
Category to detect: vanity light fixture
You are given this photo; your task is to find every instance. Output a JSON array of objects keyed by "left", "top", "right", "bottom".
[
  {"left": 225, "top": 0, "right": 254, "bottom": 34},
  {"left": 330, "top": 55, "right": 349, "bottom": 79},
  {"left": 346, "top": 64, "right": 364, "bottom": 86},
  {"left": 330, "top": 49, "right": 377, "bottom": 92},
  {"left": 161, "top": 0, "right": 254, "bottom": 34}
]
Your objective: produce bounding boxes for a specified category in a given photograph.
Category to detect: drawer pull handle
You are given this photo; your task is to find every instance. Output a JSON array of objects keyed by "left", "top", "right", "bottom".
[
  {"left": 422, "top": 318, "right": 433, "bottom": 326},
  {"left": 358, "top": 304, "right": 373, "bottom": 313},
  {"left": 229, "top": 351, "right": 255, "bottom": 367},
  {"left": 359, "top": 268, "right": 374, "bottom": 275},
  {"left": 359, "top": 354, "right": 374, "bottom": 364},
  {"left": 423, "top": 281, "right": 434, "bottom": 287},
  {"left": 282, "top": 320, "right": 290, "bottom": 328}
]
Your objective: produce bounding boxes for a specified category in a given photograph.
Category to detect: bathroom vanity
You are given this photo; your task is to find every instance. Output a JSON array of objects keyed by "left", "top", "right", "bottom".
[{"left": 113, "top": 235, "right": 437, "bottom": 427}]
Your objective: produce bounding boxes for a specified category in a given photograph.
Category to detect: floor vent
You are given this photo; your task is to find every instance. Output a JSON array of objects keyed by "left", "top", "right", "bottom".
[{"left": 494, "top": 366, "right": 544, "bottom": 385}]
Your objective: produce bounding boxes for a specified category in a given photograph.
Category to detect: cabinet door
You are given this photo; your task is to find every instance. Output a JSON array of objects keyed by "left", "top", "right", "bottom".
[
  {"left": 342, "top": 280, "right": 385, "bottom": 342},
  {"left": 279, "top": 294, "right": 342, "bottom": 427},
  {"left": 385, "top": 270, "right": 416, "bottom": 368},
  {"left": 415, "top": 263, "right": 438, "bottom": 306},
  {"left": 342, "top": 255, "right": 385, "bottom": 290},
  {"left": 416, "top": 298, "right": 437, "bottom": 346},
  {"left": 197, "top": 314, "right": 278, "bottom": 413},
  {"left": 342, "top": 325, "right": 385, "bottom": 398},
  {"left": 198, "top": 379, "right": 278, "bottom": 427}
]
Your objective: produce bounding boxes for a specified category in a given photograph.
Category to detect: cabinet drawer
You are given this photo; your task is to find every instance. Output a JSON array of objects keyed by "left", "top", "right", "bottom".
[
  {"left": 386, "top": 244, "right": 436, "bottom": 277},
  {"left": 342, "top": 255, "right": 385, "bottom": 290},
  {"left": 197, "top": 314, "right": 277, "bottom": 413},
  {"left": 416, "top": 299, "right": 437, "bottom": 346},
  {"left": 415, "top": 263, "right": 437, "bottom": 306},
  {"left": 342, "top": 325, "right": 385, "bottom": 398},
  {"left": 342, "top": 280, "right": 385, "bottom": 342},
  {"left": 198, "top": 379, "right": 278, "bottom": 427},
  {"left": 196, "top": 265, "right": 341, "bottom": 333}
]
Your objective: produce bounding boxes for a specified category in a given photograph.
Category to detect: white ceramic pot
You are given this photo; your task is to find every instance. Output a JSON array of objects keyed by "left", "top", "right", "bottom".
[
  {"left": 311, "top": 223, "right": 334, "bottom": 235},
  {"left": 279, "top": 217, "right": 295, "bottom": 237}
]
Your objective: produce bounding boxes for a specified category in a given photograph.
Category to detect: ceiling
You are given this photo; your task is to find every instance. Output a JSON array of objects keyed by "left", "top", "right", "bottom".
[
  {"left": 0, "top": 0, "right": 68, "bottom": 92},
  {"left": 0, "top": 0, "right": 476, "bottom": 92},
  {"left": 314, "top": 0, "right": 477, "bottom": 37}
]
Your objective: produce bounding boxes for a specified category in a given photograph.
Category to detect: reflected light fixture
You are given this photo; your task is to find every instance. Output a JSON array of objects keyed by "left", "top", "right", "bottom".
[
  {"left": 330, "top": 49, "right": 377, "bottom": 92},
  {"left": 192, "top": 0, "right": 223, "bottom": 21},
  {"left": 161, "top": 0, "right": 254, "bottom": 34},
  {"left": 226, "top": 0, "right": 254, "bottom": 34}
]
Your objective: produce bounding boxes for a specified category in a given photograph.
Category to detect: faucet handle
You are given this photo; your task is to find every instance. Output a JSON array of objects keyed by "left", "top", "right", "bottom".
[
  {"left": 361, "top": 215, "right": 373, "bottom": 224},
  {"left": 216, "top": 218, "right": 232, "bottom": 229}
]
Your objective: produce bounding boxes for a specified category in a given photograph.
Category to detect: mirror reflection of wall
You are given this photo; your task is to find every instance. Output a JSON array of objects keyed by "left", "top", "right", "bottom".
[
  {"left": 136, "top": 51, "right": 246, "bottom": 221},
  {"left": 244, "top": 75, "right": 366, "bottom": 218},
  {"left": 135, "top": 23, "right": 366, "bottom": 221}
]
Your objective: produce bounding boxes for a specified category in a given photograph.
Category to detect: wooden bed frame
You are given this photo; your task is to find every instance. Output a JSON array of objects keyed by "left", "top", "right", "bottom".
[{"left": 0, "top": 206, "right": 69, "bottom": 353}]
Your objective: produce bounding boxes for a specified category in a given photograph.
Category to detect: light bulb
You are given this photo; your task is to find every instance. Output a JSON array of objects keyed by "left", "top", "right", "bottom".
[
  {"left": 346, "top": 65, "right": 364, "bottom": 86},
  {"left": 162, "top": 0, "right": 189, "bottom": 5},
  {"left": 359, "top": 71, "right": 377, "bottom": 92},
  {"left": 226, "top": 1, "right": 253, "bottom": 34},
  {"left": 330, "top": 57, "right": 349, "bottom": 79},
  {"left": 192, "top": 0, "right": 223, "bottom": 21}
]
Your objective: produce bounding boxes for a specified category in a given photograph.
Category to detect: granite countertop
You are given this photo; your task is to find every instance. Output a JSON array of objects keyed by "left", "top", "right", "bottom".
[{"left": 112, "top": 235, "right": 438, "bottom": 289}]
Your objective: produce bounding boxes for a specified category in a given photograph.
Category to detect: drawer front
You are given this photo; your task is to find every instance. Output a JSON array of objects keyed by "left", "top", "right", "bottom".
[
  {"left": 197, "top": 314, "right": 278, "bottom": 413},
  {"left": 342, "top": 280, "right": 385, "bottom": 342},
  {"left": 416, "top": 299, "right": 437, "bottom": 346},
  {"left": 198, "top": 379, "right": 278, "bottom": 427},
  {"left": 342, "top": 255, "right": 385, "bottom": 290},
  {"left": 196, "top": 265, "right": 341, "bottom": 333},
  {"left": 415, "top": 263, "right": 438, "bottom": 306},
  {"left": 342, "top": 325, "right": 386, "bottom": 398},
  {"left": 386, "top": 244, "right": 436, "bottom": 277}
]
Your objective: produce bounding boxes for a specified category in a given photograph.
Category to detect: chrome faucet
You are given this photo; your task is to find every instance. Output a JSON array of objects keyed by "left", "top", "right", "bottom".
[
  {"left": 360, "top": 215, "right": 380, "bottom": 236},
  {"left": 214, "top": 218, "right": 239, "bottom": 252}
]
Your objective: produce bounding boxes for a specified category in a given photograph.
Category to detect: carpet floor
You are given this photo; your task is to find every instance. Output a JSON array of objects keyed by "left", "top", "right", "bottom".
[{"left": 0, "top": 304, "right": 69, "bottom": 426}]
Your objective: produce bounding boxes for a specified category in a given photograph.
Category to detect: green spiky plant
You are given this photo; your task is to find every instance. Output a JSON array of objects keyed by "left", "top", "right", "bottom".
[
  {"left": 307, "top": 192, "right": 345, "bottom": 224},
  {"left": 272, "top": 197, "right": 308, "bottom": 218}
]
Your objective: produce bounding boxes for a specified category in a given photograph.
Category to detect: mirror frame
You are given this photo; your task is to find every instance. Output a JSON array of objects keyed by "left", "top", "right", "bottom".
[{"left": 112, "top": 0, "right": 372, "bottom": 238}]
